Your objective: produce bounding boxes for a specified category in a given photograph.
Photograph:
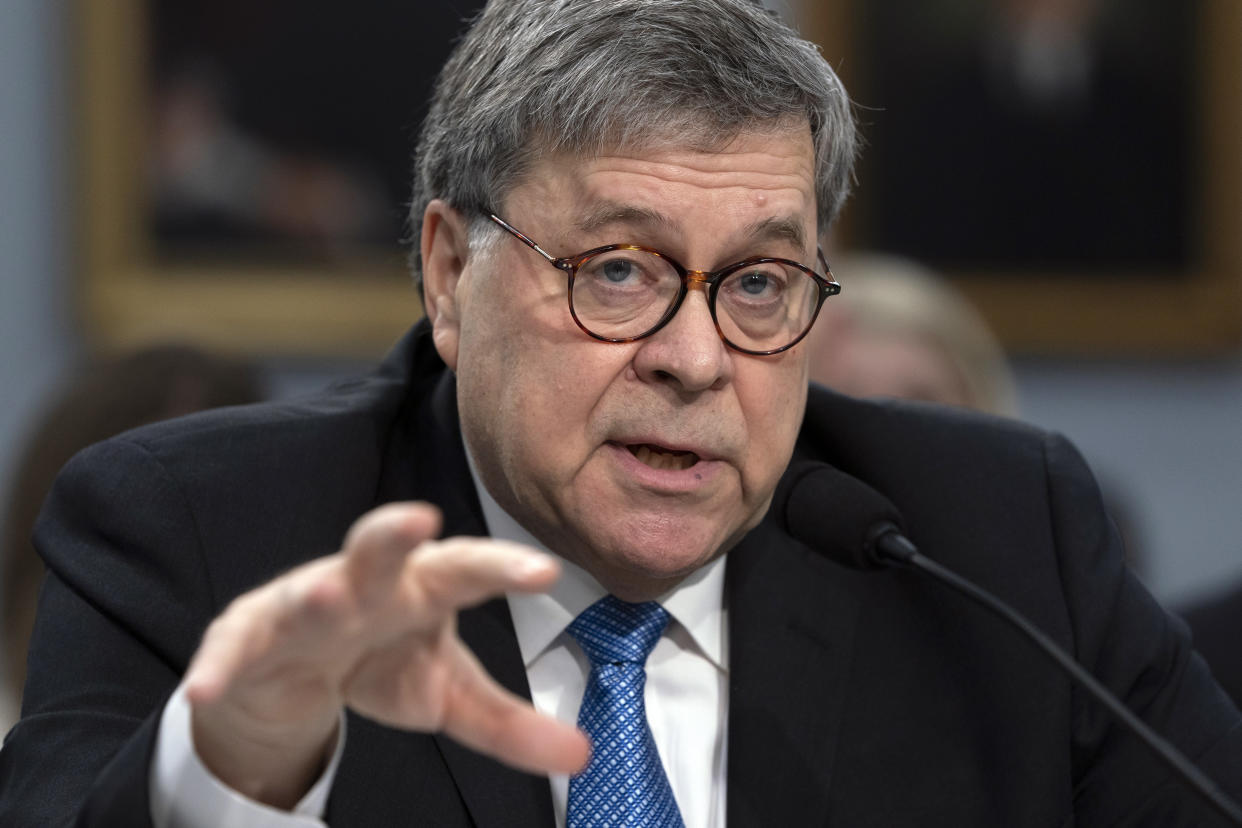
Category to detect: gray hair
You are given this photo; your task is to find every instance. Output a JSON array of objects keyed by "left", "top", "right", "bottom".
[{"left": 409, "top": 0, "right": 858, "bottom": 291}]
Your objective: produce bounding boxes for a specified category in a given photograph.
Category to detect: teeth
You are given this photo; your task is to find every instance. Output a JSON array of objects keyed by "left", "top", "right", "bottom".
[{"left": 629, "top": 444, "right": 699, "bottom": 471}]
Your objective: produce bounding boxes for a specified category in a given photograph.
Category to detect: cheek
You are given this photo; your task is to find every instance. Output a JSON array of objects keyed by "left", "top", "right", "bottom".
[
  {"left": 738, "top": 359, "right": 807, "bottom": 490},
  {"left": 460, "top": 325, "right": 619, "bottom": 473}
]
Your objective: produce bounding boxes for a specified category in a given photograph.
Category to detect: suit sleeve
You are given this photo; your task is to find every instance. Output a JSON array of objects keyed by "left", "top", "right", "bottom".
[
  {"left": 1045, "top": 433, "right": 1242, "bottom": 824},
  {"left": 0, "top": 437, "right": 219, "bottom": 827}
]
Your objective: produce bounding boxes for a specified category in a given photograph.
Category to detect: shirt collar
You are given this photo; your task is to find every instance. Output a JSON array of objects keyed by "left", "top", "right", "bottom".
[{"left": 465, "top": 443, "right": 728, "bottom": 672}]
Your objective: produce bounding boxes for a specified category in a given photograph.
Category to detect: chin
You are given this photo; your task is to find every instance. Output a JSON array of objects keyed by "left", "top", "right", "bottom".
[{"left": 577, "top": 517, "right": 734, "bottom": 598}]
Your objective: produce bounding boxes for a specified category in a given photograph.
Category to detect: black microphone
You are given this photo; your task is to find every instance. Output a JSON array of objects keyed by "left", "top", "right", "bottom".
[
  {"left": 774, "top": 460, "right": 918, "bottom": 571},
  {"left": 774, "top": 460, "right": 1242, "bottom": 827}
]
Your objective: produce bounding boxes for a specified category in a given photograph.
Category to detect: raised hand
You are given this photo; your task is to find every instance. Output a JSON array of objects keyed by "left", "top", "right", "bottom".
[{"left": 183, "top": 501, "right": 590, "bottom": 808}]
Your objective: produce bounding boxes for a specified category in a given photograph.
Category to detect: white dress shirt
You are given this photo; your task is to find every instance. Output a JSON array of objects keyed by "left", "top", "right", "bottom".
[
  {"left": 150, "top": 458, "right": 730, "bottom": 828},
  {"left": 485, "top": 487, "right": 730, "bottom": 828}
]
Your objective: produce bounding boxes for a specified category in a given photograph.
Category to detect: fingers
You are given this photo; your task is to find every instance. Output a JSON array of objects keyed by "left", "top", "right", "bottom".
[
  {"left": 186, "top": 506, "right": 560, "bottom": 706},
  {"left": 342, "top": 503, "right": 559, "bottom": 616},
  {"left": 184, "top": 617, "right": 246, "bottom": 706},
  {"left": 184, "top": 554, "right": 338, "bottom": 704},
  {"left": 343, "top": 502, "right": 561, "bottom": 634},
  {"left": 183, "top": 499, "right": 580, "bottom": 788},
  {"left": 439, "top": 647, "right": 591, "bottom": 776},
  {"left": 342, "top": 502, "right": 443, "bottom": 599},
  {"left": 403, "top": 535, "right": 560, "bottom": 618}
]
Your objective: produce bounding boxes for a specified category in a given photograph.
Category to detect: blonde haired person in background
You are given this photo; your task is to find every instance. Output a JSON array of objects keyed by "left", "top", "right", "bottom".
[{"left": 806, "top": 252, "right": 1018, "bottom": 417}]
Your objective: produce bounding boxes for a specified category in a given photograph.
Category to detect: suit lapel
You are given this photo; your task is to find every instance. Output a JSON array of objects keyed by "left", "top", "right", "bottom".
[
  {"left": 725, "top": 516, "right": 868, "bottom": 828},
  {"left": 372, "top": 366, "right": 556, "bottom": 827},
  {"left": 440, "top": 599, "right": 557, "bottom": 827}
]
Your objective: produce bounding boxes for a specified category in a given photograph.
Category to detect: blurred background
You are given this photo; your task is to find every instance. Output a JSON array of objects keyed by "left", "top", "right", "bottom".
[{"left": 2, "top": 0, "right": 1240, "bottom": 713}]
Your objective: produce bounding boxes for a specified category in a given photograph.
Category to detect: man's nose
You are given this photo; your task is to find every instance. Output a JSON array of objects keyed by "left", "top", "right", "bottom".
[{"left": 631, "top": 279, "right": 732, "bottom": 393}]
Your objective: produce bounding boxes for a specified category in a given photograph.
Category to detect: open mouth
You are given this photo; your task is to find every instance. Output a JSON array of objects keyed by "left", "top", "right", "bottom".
[{"left": 627, "top": 443, "right": 701, "bottom": 471}]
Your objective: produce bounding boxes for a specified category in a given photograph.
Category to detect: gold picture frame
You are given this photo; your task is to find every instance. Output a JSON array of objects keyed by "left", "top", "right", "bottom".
[
  {"left": 76, "top": 0, "right": 426, "bottom": 359},
  {"left": 801, "top": 0, "right": 1242, "bottom": 355}
]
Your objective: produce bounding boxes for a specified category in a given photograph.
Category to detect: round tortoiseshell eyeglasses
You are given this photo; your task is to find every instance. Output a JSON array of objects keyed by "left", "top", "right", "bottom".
[{"left": 487, "top": 213, "right": 840, "bottom": 356}]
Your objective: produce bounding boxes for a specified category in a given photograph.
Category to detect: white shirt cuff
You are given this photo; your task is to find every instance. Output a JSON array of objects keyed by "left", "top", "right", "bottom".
[{"left": 149, "top": 682, "right": 346, "bottom": 828}]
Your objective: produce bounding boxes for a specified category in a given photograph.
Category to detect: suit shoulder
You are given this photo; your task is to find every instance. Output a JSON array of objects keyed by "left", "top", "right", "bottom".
[
  {"left": 124, "top": 370, "right": 405, "bottom": 455},
  {"left": 43, "top": 359, "right": 438, "bottom": 605},
  {"left": 101, "top": 320, "right": 440, "bottom": 471},
  {"left": 796, "top": 385, "right": 1100, "bottom": 562},
  {"left": 801, "top": 383, "right": 1051, "bottom": 471}
]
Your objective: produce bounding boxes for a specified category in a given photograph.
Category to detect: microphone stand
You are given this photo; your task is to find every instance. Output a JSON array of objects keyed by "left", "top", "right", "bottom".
[{"left": 876, "top": 531, "right": 1242, "bottom": 827}]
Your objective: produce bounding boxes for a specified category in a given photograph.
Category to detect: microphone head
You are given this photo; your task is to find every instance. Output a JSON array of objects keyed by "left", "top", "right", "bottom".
[{"left": 772, "top": 460, "right": 907, "bottom": 571}]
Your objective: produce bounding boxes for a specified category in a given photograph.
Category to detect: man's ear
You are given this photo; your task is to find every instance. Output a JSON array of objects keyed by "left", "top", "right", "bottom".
[{"left": 420, "top": 200, "right": 472, "bottom": 371}]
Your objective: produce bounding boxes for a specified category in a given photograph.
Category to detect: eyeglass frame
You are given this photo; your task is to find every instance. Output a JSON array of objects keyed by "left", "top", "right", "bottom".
[{"left": 485, "top": 212, "right": 841, "bottom": 356}]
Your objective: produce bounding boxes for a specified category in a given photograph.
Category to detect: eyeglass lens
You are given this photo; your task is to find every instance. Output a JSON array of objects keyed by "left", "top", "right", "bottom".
[{"left": 571, "top": 248, "right": 821, "bottom": 351}]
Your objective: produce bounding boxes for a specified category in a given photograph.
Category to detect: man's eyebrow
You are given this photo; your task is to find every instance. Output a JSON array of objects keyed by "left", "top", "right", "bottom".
[
  {"left": 743, "top": 216, "right": 809, "bottom": 252},
  {"left": 573, "top": 203, "right": 678, "bottom": 236}
]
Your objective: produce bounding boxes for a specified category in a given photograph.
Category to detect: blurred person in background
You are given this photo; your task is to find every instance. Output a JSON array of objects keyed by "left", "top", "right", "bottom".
[
  {"left": 1, "top": 345, "right": 262, "bottom": 731},
  {"left": 805, "top": 252, "right": 1018, "bottom": 416}
]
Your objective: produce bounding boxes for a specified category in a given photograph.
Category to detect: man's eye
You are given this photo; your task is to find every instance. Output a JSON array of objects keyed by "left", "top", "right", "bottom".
[
  {"left": 738, "top": 271, "right": 772, "bottom": 295},
  {"left": 734, "top": 269, "right": 784, "bottom": 298},
  {"left": 600, "top": 258, "right": 638, "bottom": 284},
  {"left": 582, "top": 253, "right": 658, "bottom": 288}
]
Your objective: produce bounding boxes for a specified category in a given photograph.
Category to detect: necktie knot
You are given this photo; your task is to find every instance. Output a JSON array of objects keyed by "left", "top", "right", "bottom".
[{"left": 568, "top": 595, "right": 670, "bottom": 668}]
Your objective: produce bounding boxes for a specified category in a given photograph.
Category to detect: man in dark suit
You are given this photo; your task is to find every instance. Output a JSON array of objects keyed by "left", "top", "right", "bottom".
[{"left": 2, "top": 0, "right": 1241, "bottom": 825}]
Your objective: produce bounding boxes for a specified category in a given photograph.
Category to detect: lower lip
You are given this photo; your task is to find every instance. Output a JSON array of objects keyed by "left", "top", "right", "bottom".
[{"left": 604, "top": 442, "right": 725, "bottom": 493}]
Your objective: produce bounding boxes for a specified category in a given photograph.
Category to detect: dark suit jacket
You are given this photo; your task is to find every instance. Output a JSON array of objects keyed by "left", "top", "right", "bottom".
[
  {"left": 2, "top": 320, "right": 1240, "bottom": 826},
  {"left": 1180, "top": 583, "right": 1242, "bottom": 712}
]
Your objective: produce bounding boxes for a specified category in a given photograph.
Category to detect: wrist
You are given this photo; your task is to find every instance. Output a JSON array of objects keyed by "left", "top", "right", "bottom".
[{"left": 190, "top": 701, "right": 341, "bottom": 809}]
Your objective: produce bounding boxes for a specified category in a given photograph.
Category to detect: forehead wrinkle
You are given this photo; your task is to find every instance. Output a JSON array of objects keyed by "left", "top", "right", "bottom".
[{"left": 572, "top": 201, "right": 680, "bottom": 237}]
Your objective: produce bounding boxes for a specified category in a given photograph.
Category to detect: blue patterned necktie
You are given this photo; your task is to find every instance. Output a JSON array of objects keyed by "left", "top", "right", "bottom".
[{"left": 566, "top": 595, "right": 686, "bottom": 828}]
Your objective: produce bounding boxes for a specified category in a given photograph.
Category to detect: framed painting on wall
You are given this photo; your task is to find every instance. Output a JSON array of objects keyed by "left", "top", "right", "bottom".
[
  {"left": 798, "top": 0, "right": 1242, "bottom": 354},
  {"left": 77, "top": 0, "right": 486, "bottom": 358}
]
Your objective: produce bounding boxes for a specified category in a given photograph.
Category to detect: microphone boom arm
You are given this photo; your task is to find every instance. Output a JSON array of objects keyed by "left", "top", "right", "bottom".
[{"left": 871, "top": 529, "right": 1242, "bottom": 827}]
